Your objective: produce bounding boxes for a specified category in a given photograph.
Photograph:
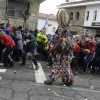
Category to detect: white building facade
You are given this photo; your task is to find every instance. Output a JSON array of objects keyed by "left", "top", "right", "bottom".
[
  {"left": 84, "top": 3, "right": 100, "bottom": 35},
  {"left": 37, "top": 13, "right": 58, "bottom": 35},
  {"left": 57, "top": 0, "right": 100, "bottom": 36}
]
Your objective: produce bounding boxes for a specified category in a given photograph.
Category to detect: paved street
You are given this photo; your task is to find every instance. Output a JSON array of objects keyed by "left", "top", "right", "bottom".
[{"left": 0, "top": 59, "right": 100, "bottom": 100}]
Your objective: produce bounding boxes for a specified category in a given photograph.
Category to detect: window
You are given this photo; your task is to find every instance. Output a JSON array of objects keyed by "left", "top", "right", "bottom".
[
  {"left": 93, "top": 11, "right": 97, "bottom": 21},
  {"left": 52, "top": 27, "right": 56, "bottom": 32},
  {"left": 75, "top": 12, "right": 79, "bottom": 20},
  {"left": 7, "top": 1, "right": 24, "bottom": 18},
  {"left": 86, "top": 11, "right": 89, "bottom": 20},
  {"left": 70, "top": 12, "right": 73, "bottom": 20},
  {"left": 14, "top": 6, "right": 20, "bottom": 17},
  {"left": 7, "top": 6, "right": 23, "bottom": 18}
]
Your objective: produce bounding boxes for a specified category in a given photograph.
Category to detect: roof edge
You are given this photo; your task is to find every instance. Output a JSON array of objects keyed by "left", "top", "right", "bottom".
[
  {"left": 38, "top": 12, "right": 57, "bottom": 21},
  {"left": 57, "top": 0, "right": 100, "bottom": 9}
]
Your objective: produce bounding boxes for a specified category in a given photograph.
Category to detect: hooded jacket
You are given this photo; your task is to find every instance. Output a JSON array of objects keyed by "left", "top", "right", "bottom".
[
  {"left": 36, "top": 32, "right": 48, "bottom": 43},
  {"left": 0, "top": 34, "right": 15, "bottom": 48},
  {"left": 81, "top": 39, "right": 96, "bottom": 53},
  {"left": 23, "top": 33, "right": 38, "bottom": 48}
]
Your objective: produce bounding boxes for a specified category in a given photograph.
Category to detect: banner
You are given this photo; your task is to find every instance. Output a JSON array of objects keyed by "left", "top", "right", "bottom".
[{"left": 45, "top": 14, "right": 49, "bottom": 24}]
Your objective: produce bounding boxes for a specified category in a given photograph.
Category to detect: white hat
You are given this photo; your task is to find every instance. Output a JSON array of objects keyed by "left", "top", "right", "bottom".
[{"left": 0, "top": 29, "right": 5, "bottom": 36}]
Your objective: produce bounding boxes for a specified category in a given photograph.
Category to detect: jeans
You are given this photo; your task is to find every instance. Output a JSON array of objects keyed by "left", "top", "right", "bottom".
[
  {"left": 22, "top": 46, "right": 38, "bottom": 66},
  {"left": 94, "top": 55, "right": 100, "bottom": 68},
  {"left": 84, "top": 53, "right": 95, "bottom": 72},
  {"left": 37, "top": 42, "right": 44, "bottom": 59},
  {"left": 3, "top": 46, "right": 15, "bottom": 67},
  {"left": 14, "top": 49, "right": 22, "bottom": 61},
  {"left": 71, "top": 52, "right": 79, "bottom": 71},
  {"left": 2, "top": 48, "right": 12, "bottom": 61},
  {"left": 0, "top": 43, "right": 5, "bottom": 60}
]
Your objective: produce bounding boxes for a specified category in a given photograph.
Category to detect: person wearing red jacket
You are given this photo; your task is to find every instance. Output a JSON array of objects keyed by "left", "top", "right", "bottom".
[
  {"left": 81, "top": 36, "right": 96, "bottom": 74},
  {"left": 71, "top": 42, "right": 80, "bottom": 75},
  {"left": 0, "top": 29, "right": 15, "bottom": 68}
]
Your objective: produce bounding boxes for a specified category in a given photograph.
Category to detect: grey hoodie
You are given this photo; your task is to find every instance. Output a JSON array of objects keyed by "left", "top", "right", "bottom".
[{"left": 15, "top": 30, "right": 23, "bottom": 50}]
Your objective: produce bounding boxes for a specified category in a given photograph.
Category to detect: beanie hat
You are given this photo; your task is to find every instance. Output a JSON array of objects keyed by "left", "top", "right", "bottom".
[{"left": 19, "top": 26, "right": 22, "bottom": 29}]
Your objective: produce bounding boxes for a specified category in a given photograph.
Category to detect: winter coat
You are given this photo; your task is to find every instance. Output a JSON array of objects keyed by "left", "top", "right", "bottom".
[
  {"left": 81, "top": 39, "right": 96, "bottom": 54},
  {"left": 36, "top": 32, "right": 48, "bottom": 43},
  {"left": 0, "top": 34, "right": 15, "bottom": 48},
  {"left": 15, "top": 31, "right": 23, "bottom": 50},
  {"left": 23, "top": 33, "right": 38, "bottom": 48}
]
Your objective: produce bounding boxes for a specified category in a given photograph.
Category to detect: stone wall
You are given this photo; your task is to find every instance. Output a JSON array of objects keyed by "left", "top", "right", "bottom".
[
  {"left": 0, "top": 0, "right": 6, "bottom": 22},
  {"left": 26, "top": 3, "right": 40, "bottom": 29},
  {"left": 0, "top": 0, "right": 40, "bottom": 29},
  {"left": 67, "top": 7, "right": 86, "bottom": 36}
]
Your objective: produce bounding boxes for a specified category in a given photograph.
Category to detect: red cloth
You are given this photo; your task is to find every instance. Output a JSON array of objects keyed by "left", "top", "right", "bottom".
[
  {"left": 0, "top": 34, "right": 15, "bottom": 48},
  {"left": 7, "top": 26, "right": 13, "bottom": 32},
  {"left": 74, "top": 42, "right": 80, "bottom": 53},
  {"left": 81, "top": 39, "right": 96, "bottom": 53},
  {"left": 49, "top": 44, "right": 54, "bottom": 51}
]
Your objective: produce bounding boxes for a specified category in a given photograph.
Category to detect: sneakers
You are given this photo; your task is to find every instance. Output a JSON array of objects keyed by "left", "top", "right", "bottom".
[
  {"left": 0, "top": 60, "right": 3, "bottom": 63},
  {"left": 44, "top": 80, "right": 53, "bottom": 85},
  {"left": 0, "top": 65, "right": 13, "bottom": 69},
  {"left": 35, "top": 65, "right": 39, "bottom": 70},
  {"left": 8, "top": 60, "right": 14, "bottom": 66},
  {"left": 46, "top": 63, "right": 52, "bottom": 66},
  {"left": 74, "top": 71, "right": 78, "bottom": 75},
  {"left": 82, "top": 72, "right": 87, "bottom": 75},
  {"left": 9, "top": 62, "right": 14, "bottom": 67},
  {"left": 0, "top": 66, "right": 8, "bottom": 69},
  {"left": 14, "top": 59, "right": 20, "bottom": 62}
]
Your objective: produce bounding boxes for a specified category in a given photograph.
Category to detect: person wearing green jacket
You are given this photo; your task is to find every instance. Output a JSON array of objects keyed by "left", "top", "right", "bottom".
[{"left": 20, "top": 30, "right": 39, "bottom": 70}]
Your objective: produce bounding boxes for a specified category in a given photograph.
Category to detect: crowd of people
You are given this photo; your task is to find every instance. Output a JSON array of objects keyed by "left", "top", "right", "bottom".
[
  {"left": 72, "top": 30, "right": 100, "bottom": 75},
  {"left": 0, "top": 22, "right": 100, "bottom": 86},
  {"left": 0, "top": 23, "right": 39, "bottom": 70}
]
